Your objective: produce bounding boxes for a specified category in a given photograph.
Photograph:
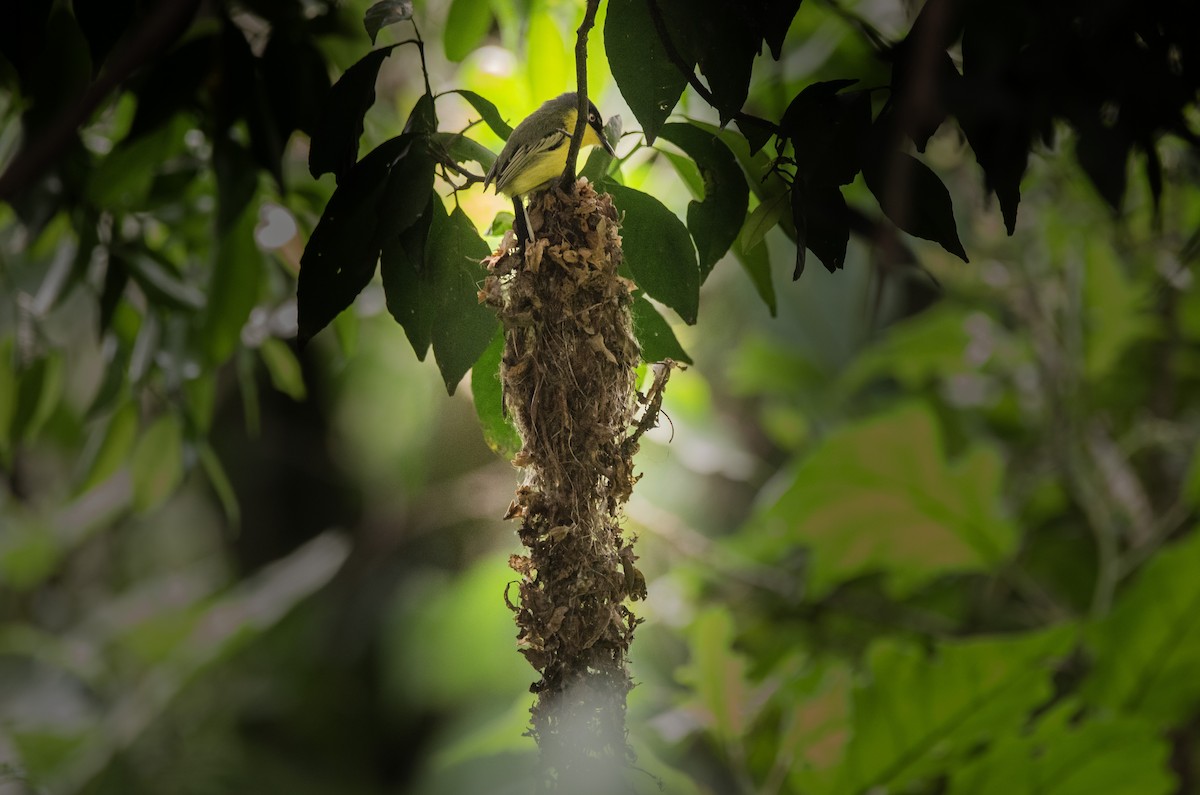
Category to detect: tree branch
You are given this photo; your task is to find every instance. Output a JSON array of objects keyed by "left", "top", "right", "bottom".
[{"left": 560, "top": 0, "right": 601, "bottom": 189}]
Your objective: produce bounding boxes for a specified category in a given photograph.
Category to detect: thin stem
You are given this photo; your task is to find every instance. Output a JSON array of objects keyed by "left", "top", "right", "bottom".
[
  {"left": 409, "top": 19, "right": 432, "bottom": 97},
  {"left": 560, "top": 0, "right": 602, "bottom": 189}
]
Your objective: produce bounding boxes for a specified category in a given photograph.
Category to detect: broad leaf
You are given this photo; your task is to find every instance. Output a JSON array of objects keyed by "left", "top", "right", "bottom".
[
  {"left": 604, "top": 182, "right": 700, "bottom": 324},
  {"left": 829, "top": 628, "right": 1075, "bottom": 794},
  {"left": 631, "top": 294, "right": 692, "bottom": 364},
  {"left": 381, "top": 197, "right": 435, "bottom": 358},
  {"left": 742, "top": 190, "right": 789, "bottom": 252},
  {"left": 677, "top": 609, "right": 759, "bottom": 743},
  {"left": 746, "top": 403, "right": 1017, "bottom": 597},
  {"left": 471, "top": 330, "right": 521, "bottom": 459},
  {"left": 948, "top": 704, "right": 1174, "bottom": 795},
  {"left": 427, "top": 204, "right": 497, "bottom": 393},
  {"left": 1083, "top": 530, "right": 1200, "bottom": 724},
  {"left": 443, "top": 0, "right": 492, "bottom": 62},
  {"left": 863, "top": 150, "right": 968, "bottom": 262},
  {"left": 792, "top": 177, "right": 849, "bottom": 276},
  {"left": 308, "top": 45, "right": 398, "bottom": 180},
  {"left": 658, "top": 122, "right": 749, "bottom": 278},
  {"left": 299, "top": 135, "right": 434, "bottom": 346},
  {"left": 732, "top": 214, "right": 775, "bottom": 315},
  {"left": 605, "top": 0, "right": 690, "bottom": 144},
  {"left": 446, "top": 89, "right": 513, "bottom": 140}
]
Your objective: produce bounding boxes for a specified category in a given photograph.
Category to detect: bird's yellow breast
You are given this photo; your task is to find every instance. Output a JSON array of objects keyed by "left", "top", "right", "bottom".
[{"left": 500, "top": 108, "right": 605, "bottom": 197}]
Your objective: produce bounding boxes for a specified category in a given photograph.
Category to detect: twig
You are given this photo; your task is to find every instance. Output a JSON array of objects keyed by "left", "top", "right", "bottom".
[{"left": 560, "top": 0, "right": 601, "bottom": 189}]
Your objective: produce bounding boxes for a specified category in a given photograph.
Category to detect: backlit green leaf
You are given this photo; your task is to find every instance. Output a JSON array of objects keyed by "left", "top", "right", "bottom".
[
  {"left": 747, "top": 403, "right": 1016, "bottom": 597},
  {"left": 443, "top": 0, "right": 492, "bottom": 62},
  {"left": 604, "top": 182, "right": 699, "bottom": 324},
  {"left": 658, "top": 123, "right": 749, "bottom": 278},
  {"left": 130, "top": 413, "right": 185, "bottom": 512}
]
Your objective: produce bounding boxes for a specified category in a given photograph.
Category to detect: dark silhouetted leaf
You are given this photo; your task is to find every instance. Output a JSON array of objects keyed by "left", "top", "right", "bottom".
[
  {"left": 447, "top": 89, "right": 512, "bottom": 140},
  {"left": 261, "top": 28, "right": 332, "bottom": 139},
  {"left": 471, "top": 330, "right": 521, "bottom": 458},
  {"left": 443, "top": 0, "right": 492, "bottom": 62},
  {"left": 737, "top": 115, "right": 777, "bottom": 156},
  {"left": 364, "top": 0, "right": 413, "bottom": 44},
  {"left": 604, "top": 182, "right": 700, "bottom": 324},
  {"left": 782, "top": 80, "right": 869, "bottom": 186},
  {"left": 659, "top": 123, "right": 749, "bottom": 278},
  {"left": 219, "top": 19, "right": 284, "bottom": 187},
  {"left": 22, "top": 6, "right": 92, "bottom": 134},
  {"left": 1074, "top": 115, "right": 1131, "bottom": 212},
  {"left": 428, "top": 204, "right": 497, "bottom": 393},
  {"left": 690, "top": 1, "right": 759, "bottom": 124},
  {"left": 863, "top": 151, "right": 967, "bottom": 262},
  {"left": 605, "top": 0, "right": 690, "bottom": 144},
  {"left": 308, "top": 44, "right": 398, "bottom": 180},
  {"left": 632, "top": 294, "right": 692, "bottom": 364},
  {"left": 404, "top": 91, "right": 438, "bottom": 135},
  {"left": 757, "top": 0, "right": 803, "bottom": 60},
  {"left": 890, "top": 44, "right": 960, "bottom": 152},
  {"left": 298, "top": 134, "right": 432, "bottom": 345},
  {"left": 792, "top": 177, "right": 849, "bottom": 277},
  {"left": 381, "top": 197, "right": 435, "bottom": 358}
]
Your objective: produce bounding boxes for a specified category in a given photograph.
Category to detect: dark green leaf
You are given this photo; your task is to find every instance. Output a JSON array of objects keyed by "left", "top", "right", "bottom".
[
  {"left": 605, "top": 0, "right": 690, "bottom": 144},
  {"left": 77, "top": 401, "right": 139, "bottom": 495},
  {"left": 429, "top": 131, "right": 496, "bottom": 172},
  {"left": 782, "top": 80, "right": 868, "bottom": 186},
  {"left": 581, "top": 146, "right": 617, "bottom": 185},
  {"left": 792, "top": 177, "right": 849, "bottom": 276},
  {"left": 22, "top": 6, "right": 92, "bottom": 134},
  {"left": 658, "top": 122, "right": 750, "bottom": 278},
  {"left": 604, "top": 182, "right": 700, "bottom": 324},
  {"left": 86, "top": 117, "right": 188, "bottom": 212},
  {"left": 364, "top": 0, "right": 413, "bottom": 44},
  {"left": 308, "top": 44, "right": 397, "bottom": 180},
  {"left": 428, "top": 204, "right": 497, "bottom": 393},
  {"left": 446, "top": 89, "right": 513, "bottom": 140},
  {"left": 733, "top": 216, "right": 775, "bottom": 315},
  {"left": 743, "top": 190, "right": 789, "bottom": 251},
  {"left": 298, "top": 135, "right": 412, "bottom": 345},
  {"left": 381, "top": 197, "right": 435, "bottom": 358},
  {"left": 631, "top": 294, "right": 692, "bottom": 364},
  {"left": 471, "top": 330, "right": 521, "bottom": 459},
  {"left": 219, "top": 19, "right": 284, "bottom": 187},
  {"left": 405, "top": 91, "right": 439, "bottom": 135},
  {"left": 201, "top": 200, "right": 262, "bottom": 365},
  {"left": 1083, "top": 531, "right": 1200, "bottom": 724},
  {"left": 99, "top": 254, "right": 129, "bottom": 334},
  {"left": 443, "top": 0, "right": 492, "bottom": 62},
  {"left": 863, "top": 151, "right": 968, "bottom": 262},
  {"left": 11, "top": 352, "right": 64, "bottom": 446}
]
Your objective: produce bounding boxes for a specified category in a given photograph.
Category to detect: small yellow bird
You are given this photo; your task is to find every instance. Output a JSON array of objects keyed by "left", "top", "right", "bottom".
[{"left": 485, "top": 92, "right": 616, "bottom": 246}]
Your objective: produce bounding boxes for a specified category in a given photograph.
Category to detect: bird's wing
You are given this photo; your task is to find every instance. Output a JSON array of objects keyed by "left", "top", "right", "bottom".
[{"left": 487, "top": 128, "right": 569, "bottom": 195}]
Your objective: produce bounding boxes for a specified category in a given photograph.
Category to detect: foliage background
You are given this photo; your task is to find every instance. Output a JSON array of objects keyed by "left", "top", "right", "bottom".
[{"left": 3, "top": 0, "right": 1200, "bottom": 793}]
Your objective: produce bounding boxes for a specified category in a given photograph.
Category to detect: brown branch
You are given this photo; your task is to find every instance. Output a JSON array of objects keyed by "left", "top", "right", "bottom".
[
  {"left": 560, "top": 0, "right": 601, "bottom": 189},
  {"left": 0, "top": 0, "right": 202, "bottom": 203}
]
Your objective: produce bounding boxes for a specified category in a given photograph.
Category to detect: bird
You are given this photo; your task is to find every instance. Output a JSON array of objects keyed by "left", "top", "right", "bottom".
[{"left": 484, "top": 92, "right": 616, "bottom": 248}]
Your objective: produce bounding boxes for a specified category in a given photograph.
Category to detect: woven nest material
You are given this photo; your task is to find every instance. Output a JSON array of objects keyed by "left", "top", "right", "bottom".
[{"left": 481, "top": 179, "right": 649, "bottom": 779}]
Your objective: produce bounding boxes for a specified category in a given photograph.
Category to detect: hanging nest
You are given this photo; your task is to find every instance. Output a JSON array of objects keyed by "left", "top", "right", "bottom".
[{"left": 481, "top": 178, "right": 651, "bottom": 785}]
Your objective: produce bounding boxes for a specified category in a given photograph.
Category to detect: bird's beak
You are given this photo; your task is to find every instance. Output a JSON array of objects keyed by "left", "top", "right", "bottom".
[{"left": 595, "top": 119, "right": 616, "bottom": 157}]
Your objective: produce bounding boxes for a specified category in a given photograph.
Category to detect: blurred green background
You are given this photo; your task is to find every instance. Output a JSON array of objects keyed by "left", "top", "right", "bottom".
[{"left": 3, "top": 0, "right": 1200, "bottom": 793}]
